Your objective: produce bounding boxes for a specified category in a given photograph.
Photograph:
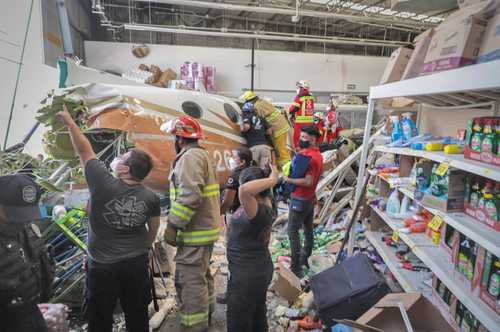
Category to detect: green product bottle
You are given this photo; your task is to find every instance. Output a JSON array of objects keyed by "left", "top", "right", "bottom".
[
  {"left": 455, "top": 302, "right": 464, "bottom": 327},
  {"left": 495, "top": 121, "right": 500, "bottom": 156},
  {"left": 488, "top": 260, "right": 500, "bottom": 298},
  {"left": 481, "top": 120, "right": 495, "bottom": 154},
  {"left": 470, "top": 182, "right": 481, "bottom": 209},
  {"left": 484, "top": 192, "right": 498, "bottom": 221},
  {"left": 479, "top": 181, "right": 493, "bottom": 211},
  {"left": 470, "top": 120, "right": 483, "bottom": 152}
]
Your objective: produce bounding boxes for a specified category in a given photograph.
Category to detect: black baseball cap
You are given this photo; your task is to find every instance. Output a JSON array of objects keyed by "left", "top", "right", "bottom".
[{"left": 0, "top": 174, "right": 42, "bottom": 222}]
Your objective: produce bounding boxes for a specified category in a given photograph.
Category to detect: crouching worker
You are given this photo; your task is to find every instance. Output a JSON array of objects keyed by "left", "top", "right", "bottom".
[
  {"left": 56, "top": 106, "right": 161, "bottom": 332},
  {"left": 226, "top": 165, "right": 279, "bottom": 332},
  {"left": 0, "top": 174, "right": 55, "bottom": 332}
]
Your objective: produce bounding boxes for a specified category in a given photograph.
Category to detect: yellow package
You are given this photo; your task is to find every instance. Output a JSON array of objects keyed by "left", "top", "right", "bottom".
[
  {"left": 425, "top": 142, "right": 444, "bottom": 151},
  {"left": 444, "top": 145, "right": 464, "bottom": 154}
]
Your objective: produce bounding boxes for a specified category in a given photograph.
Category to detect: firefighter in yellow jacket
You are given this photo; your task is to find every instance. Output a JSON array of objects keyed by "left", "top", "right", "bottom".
[
  {"left": 239, "top": 91, "right": 291, "bottom": 168},
  {"left": 163, "top": 115, "right": 221, "bottom": 332}
]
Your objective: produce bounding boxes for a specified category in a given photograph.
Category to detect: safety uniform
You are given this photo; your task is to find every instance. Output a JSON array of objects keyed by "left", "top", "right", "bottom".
[
  {"left": 289, "top": 94, "right": 315, "bottom": 148},
  {"left": 168, "top": 144, "right": 221, "bottom": 332},
  {"left": 253, "top": 99, "right": 291, "bottom": 168}
]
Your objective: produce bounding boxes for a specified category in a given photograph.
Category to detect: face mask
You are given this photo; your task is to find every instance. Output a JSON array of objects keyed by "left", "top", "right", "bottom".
[
  {"left": 110, "top": 157, "right": 122, "bottom": 177},
  {"left": 228, "top": 158, "right": 240, "bottom": 171},
  {"left": 298, "top": 139, "right": 310, "bottom": 149}
]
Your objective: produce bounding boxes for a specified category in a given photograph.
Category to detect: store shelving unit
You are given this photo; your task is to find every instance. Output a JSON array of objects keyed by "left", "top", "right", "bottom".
[{"left": 355, "top": 60, "right": 500, "bottom": 332}]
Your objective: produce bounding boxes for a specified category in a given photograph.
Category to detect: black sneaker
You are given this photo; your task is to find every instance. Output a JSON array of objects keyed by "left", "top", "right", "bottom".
[{"left": 216, "top": 292, "right": 227, "bottom": 304}]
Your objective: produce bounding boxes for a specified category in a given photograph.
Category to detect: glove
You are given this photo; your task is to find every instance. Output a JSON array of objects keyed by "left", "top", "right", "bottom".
[{"left": 164, "top": 224, "right": 178, "bottom": 247}]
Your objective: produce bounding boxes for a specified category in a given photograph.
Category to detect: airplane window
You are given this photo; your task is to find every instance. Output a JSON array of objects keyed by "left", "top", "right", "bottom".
[
  {"left": 224, "top": 103, "right": 240, "bottom": 123},
  {"left": 182, "top": 101, "right": 202, "bottom": 118}
]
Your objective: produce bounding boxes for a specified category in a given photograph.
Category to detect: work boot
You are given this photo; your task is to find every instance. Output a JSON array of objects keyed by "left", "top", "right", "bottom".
[
  {"left": 300, "top": 254, "right": 310, "bottom": 269},
  {"left": 216, "top": 292, "right": 227, "bottom": 304}
]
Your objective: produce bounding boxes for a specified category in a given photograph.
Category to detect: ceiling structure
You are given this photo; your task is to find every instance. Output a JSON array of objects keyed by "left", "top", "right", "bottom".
[{"left": 92, "top": 0, "right": 459, "bottom": 56}]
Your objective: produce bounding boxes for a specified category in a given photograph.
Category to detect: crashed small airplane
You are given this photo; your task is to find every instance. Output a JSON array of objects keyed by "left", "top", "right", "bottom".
[{"left": 41, "top": 59, "right": 246, "bottom": 192}]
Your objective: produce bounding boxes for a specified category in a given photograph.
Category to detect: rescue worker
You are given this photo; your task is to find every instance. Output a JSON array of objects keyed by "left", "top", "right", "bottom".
[
  {"left": 239, "top": 91, "right": 291, "bottom": 168},
  {"left": 319, "top": 106, "right": 343, "bottom": 151},
  {"left": 0, "top": 174, "right": 54, "bottom": 332},
  {"left": 162, "top": 115, "right": 221, "bottom": 332},
  {"left": 289, "top": 80, "right": 315, "bottom": 149},
  {"left": 240, "top": 102, "right": 274, "bottom": 169},
  {"left": 313, "top": 112, "right": 326, "bottom": 145}
]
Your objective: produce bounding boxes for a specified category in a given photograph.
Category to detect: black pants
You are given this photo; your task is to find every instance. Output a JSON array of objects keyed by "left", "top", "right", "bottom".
[
  {"left": 0, "top": 301, "right": 48, "bottom": 332},
  {"left": 86, "top": 254, "right": 151, "bottom": 332},
  {"left": 227, "top": 257, "right": 273, "bottom": 332},
  {"left": 288, "top": 197, "right": 315, "bottom": 275}
]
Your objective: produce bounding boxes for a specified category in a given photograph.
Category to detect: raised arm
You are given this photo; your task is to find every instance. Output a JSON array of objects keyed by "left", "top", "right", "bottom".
[
  {"left": 239, "top": 165, "right": 279, "bottom": 219},
  {"left": 56, "top": 105, "right": 96, "bottom": 167}
]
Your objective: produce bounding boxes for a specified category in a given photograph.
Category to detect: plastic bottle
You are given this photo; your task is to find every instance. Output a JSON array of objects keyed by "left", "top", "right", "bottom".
[
  {"left": 484, "top": 191, "right": 497, "bottom": 222},
  {"left": 479, "top": 181, "right": 493, "bottom": 211},
  {"left": 481, "top": 119, "right": 495, "bottom": 154},
  {"left": 401, "top": 112, "right": 418, "bottom": 142},
  {"left": 496, "top": 122, "right": 500, "bottom": 156},
  {"left": 400, "top": 195, "right": 410, "bottom": 217},
  {"left": 470, "top": 182, "right": 481, "bottom": 209},
  {"left": 470, "top": 120, "right": 483, "bottom": 152},
  {"left": 488, "top": 260, "right": 500, "bottom": 298},
  {"left": 390, "top": 115, "right": 403, "bottom": 143},
  {"left": 400, "top": 221, "right": 427, "bottom": 234},
  {"left": 386, "top": 189, "right": 401, "bottom": 216}
]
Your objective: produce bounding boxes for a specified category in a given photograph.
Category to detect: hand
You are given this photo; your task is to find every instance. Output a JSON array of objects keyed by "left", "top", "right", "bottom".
[
  {"left": 283, "top": 176, "right": 290, "bottom": 183},
  {"left": 56, "top": 104, "right": 74, "bottom": 126},
  {"left": 164, "top": 224, "right": 177, "bottom": 247},
  {"left": 269, "top": 164, "right": 279, "bottom": 181}
]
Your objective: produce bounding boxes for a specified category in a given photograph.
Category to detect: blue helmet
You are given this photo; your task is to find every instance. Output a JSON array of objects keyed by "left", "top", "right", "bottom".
[{"left": 242, "top": 102, "right": 255, "bottom": 113}]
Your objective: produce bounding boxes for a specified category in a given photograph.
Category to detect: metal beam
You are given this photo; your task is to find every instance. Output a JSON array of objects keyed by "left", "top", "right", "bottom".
[
  {"left": 124, "top": 23, "right": 410, "bottom": 48},
  {"left": 133, "top": 0, "right": 429, "bottom": 30}
]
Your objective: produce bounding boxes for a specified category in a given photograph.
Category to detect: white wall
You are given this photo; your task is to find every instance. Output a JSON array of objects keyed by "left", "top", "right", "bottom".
[
  {"left": 0, "top": 0, "right": 58, "bottom": 154},
  {"left": 85, "top": 41, "right": 388, "bottom": 102}
]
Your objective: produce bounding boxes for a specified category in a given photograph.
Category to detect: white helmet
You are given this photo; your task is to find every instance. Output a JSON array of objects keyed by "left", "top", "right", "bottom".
[{"left": 296, "top": 80, "right": 311, "bottom": 90}]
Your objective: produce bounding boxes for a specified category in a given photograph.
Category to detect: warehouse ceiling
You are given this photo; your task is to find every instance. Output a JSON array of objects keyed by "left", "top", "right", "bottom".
[{"left": 92, "top": 0, "right": 459, "bottom": 56}]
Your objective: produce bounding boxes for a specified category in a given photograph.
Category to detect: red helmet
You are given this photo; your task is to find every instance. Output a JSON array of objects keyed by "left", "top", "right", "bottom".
[
  {"left": 326, "top": 111, "right": 337, "bottom": 126},
  {"left": 162, "top": 115, "right": 203, "bottom": 139}
]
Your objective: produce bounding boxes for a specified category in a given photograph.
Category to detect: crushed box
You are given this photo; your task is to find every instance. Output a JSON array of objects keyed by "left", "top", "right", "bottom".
[
  {"left": 402, "top": 28, "right": 435, "bottom": 79},
  {"left": 272, "top": 262, "right": 302, "bottom": 304}
]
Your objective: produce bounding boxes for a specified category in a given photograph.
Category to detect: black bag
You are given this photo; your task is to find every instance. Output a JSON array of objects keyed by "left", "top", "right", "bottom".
[{"left": 310, "top": 254, "right": 390, "bottom": 328}]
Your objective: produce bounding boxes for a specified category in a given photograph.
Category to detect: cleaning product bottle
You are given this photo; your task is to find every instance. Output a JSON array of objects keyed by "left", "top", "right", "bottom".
[
  {"left": 479, "top": 181, "right": 493, "bottom": 211},
  {"left": 495, "top": 121, "right": 500, "bottom": 156},
  {"left": 481, "top": 119, "right": 495, "bottom": 154},
  {"left": 401, "top": 112, "right": 418, "bottom": 143},
  {"left": 458, "top": 238, "right": 471, "bottom": 277},
  {"left": 386, "top": 189, "right": 401, "bottom": 216},
  {"left": 400, "top": 195, "right": 410, "bottom": 217},
  {"left": 400, "top": 221, "right": 427, "bottom": 234},
  {"left": 495, "top": 182, "right": 500, "bottom": 222},
  {"left": 470, "top": 182, "right": 481, "bottom": 209},
  {"left": 390, "top": 115, "right": 403, "bottom": 143},
  {"left": 483, "top": 182, "right": 497, "bottom": 220},
  {"left": 470, "top": 120, "right": 483, "bottom": 152},
  {"left": 488, "top": 259, "right": 500, "bottom": 298}
]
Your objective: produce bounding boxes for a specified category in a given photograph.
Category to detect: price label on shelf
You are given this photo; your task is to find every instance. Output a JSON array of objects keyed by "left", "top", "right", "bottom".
[
  {"left": 428, "top": 215, "right": 444, "bottom": 232},
  {"left": 435, "top": 162, "right": 450, "bottom": 177},
  {"left": 392, "top": 231, "right": 399, "bottom": 243}
]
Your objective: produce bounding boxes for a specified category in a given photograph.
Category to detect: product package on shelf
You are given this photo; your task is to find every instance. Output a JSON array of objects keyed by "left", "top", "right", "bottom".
[
  {"left": 464, "top": 174, "right": 499, "bottom": 231},
  {"left": 379, "top": 47, "right": 413, "bottom": 84},
  {"left": 180, "top": 62, "right": 217, "bottom": 92},
  {"left": 478, "top": 248, "right": 500, "bottom": 314},
  {"left": 441, "top": 223, "right": 460, "bottom": 258},
  {"left": 420, "top": 1, "right": 493, "bottom": 75},
  {"left": 479, "top": 9, "right": 500, "bottom": 63},
  {"left": 452, "top": 233, "right": 483, "bottom": 292},
  {"left": 415, "top": 161, "right": 466, "bottom": 212},
  {"left": 402, "top": 28, "right": 435, "bottom": 80},
  {"left": 465, "top": 116, "right": 500, "bottom": 167},
  {"left": 432, "top": 275, "right": 461, "bottom": 331}
]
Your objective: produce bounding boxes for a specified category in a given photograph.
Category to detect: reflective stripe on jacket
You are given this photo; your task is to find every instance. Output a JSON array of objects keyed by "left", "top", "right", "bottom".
[
  {"left": 168, "top": 144, "right": 221, "bottom": 246},
  {"left": 289, "top": 94, "right": 315, "bottom": 124},
  {"left": 253, "top": 99, "right": 290, "bottom": 139}
]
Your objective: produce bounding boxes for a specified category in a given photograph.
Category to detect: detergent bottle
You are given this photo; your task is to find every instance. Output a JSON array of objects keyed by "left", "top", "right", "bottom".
[
  {"left": 390, "top": 116, "right": 403, "bottom": 143},
  {"left": 481, "top": 119, "right": 495, "bottom": 154},
  {"left": 470, "top": 120, "right": 483, "bottom": 152},
  {"left": 386, "top": 189, "right": 401, "bottom": 216},
  {"left": 401, "top": 112, "right": 418, "bottom": 142}
]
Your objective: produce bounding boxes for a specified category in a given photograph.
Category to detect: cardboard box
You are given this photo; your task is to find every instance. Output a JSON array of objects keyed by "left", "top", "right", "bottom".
[
  {"left": 422, "top": 169, "right": 466, "bottom": 212},
  {"left": 379, "top": 47, "right": 413, "bottom": 84},
  {"left": 402, "top": 28, "right": 435, "bottom": 79},
  {"left": 272, "top": 262, "right": 302, "bottom": 304},
  {"left": 478, "top": 248, "right": 500, "bottom": 314},
  {"left": 421, "top": 6, "right": 488, "bottom": 75},
  {"left": 341, "top": 293, "right": 455, "bottom": 332},
  {"left": 479, "top": 11, "right": 500, "bottom": 62}
]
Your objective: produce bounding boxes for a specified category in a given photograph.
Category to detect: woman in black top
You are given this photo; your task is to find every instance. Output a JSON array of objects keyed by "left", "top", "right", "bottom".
[{"left": 226, "top": 165, "right": 279, "bottom": 332}]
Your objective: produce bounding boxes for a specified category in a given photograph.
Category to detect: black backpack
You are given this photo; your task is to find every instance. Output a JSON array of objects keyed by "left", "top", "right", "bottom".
[{"left": 310, "top": 254, "right": 390, "bottom": 328}]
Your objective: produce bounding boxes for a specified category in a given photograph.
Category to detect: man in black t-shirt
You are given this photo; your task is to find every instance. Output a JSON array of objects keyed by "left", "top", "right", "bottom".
[
  {"left": 57, "top": 106, "right": 160, "bottom": 332},
  {"left": 241, "top": 102, "right": 273, "bottom": 168}
]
